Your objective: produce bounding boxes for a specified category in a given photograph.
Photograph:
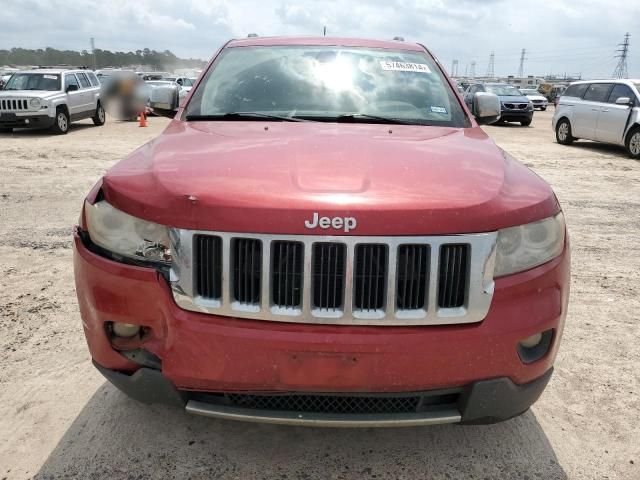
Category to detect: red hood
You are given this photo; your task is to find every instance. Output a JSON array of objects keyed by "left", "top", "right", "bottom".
[{"left": 101, "top": 120, "right": 559, "bottom": 235}]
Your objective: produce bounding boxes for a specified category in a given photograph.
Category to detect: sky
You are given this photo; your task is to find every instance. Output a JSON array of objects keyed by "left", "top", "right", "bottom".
[{"left": 1, "top": 0, "right": 638, "bottom": 79}]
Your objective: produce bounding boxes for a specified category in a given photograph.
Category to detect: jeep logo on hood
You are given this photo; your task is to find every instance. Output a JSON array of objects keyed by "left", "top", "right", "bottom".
[{"left": 304, "top": 212, "right": 357, "bottom": 233}]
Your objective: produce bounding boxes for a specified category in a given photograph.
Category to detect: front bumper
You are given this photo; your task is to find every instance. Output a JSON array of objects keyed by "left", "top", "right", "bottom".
[
  {"left": 0, "top": 112, "right": 54, "bottom": 129},
  {"left": 74, "top": 231, "right": 569, "bottom": 422},
  {"left": 500, "top": 110, "right": 534, "bottom": 122},
  {"left": 95, "top": 360, "right": 553, "bottom": 426}
]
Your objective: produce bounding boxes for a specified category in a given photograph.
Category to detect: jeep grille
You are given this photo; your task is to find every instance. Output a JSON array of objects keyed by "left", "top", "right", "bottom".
[
  {"left": 170, "top": 230, "right": 497, "bottom": 326},
  {"left": 0, "top": 99, "right": 29, "bottom": 111}
]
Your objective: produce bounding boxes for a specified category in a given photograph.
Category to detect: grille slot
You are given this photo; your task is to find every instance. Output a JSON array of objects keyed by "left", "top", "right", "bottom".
[
  {"left": 1, "top": 99, "right": 28, "bottom": 111},
  {"left": 194, "top": 235, "right": 222, "bottom": 300},
  {"left": 312, "top": 243, "right": 346, "bottom": 311},
  {"left": 227, "top": 393, "right": 423, "bottom": 414},
  {"left": 438, "top": 244, "right": 469, "bottom": 308},
  {"left": 232, "top": 238, "right": 262, "bottom": 305},
  {"left": 354, "top": 244, "right": 387, "bottom": 312},
  {"left": 397, "top": 244, "right": 429, "bottom": 310},
  {"left": 272, "top": 241, "right": 303, "bottom": 309}
]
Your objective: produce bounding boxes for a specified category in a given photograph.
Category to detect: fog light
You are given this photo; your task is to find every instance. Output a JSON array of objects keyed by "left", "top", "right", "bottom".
[
  {"left": 519, "top": 333, "right": 543, "bottom": 348},
  {"left": 112, "top": 322, "right": 140, "bottom": 338}
]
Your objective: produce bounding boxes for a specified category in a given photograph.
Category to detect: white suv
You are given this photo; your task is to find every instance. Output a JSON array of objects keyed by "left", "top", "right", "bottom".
[
  {"left": 0, "top": 68, "right": 105, "bottom": 134},
  {"left": 552, "top": 79, "right": 640, "bottom": 158}
]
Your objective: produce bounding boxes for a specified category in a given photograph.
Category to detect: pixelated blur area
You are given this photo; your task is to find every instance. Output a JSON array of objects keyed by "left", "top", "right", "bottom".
[{"left": 100, "top": 73, "right": 147, "bottom": 121}]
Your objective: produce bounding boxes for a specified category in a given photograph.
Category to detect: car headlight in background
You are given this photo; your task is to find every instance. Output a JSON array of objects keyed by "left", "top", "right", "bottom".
[
  {"left": 494, "top": 213, "right": 565, "bottom": 277},
  {"left": 29, "top": 98, "right": 41, "bottom": 109},
  {"left": 84, "top": 200, "right": 171, "bottom": 264}
]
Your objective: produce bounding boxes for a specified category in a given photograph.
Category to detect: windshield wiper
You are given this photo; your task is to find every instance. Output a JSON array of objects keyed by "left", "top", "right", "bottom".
[
  {"left": 185, "top": 112, "right": 308, "bottom": 122},
  {"left": 335, "top": 113, "right": 427, "bottom": 126}
]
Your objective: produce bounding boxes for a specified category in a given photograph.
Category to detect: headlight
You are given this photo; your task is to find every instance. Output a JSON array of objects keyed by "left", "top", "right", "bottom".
[
  {"left": 494, "top": 213, "right": 565, "bottom": 277},
  {"left": 29, "top": 98, "right": 41, "bottom": 109},
  {"left": 85, "top": 200, "right": 170, "bottom": 264}
]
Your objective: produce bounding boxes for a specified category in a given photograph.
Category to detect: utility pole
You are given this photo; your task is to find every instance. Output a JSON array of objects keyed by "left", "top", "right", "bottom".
[
  {"left": 612, "top": 32, "right": 630, "bottom": 79},
  {"left": 90, "top": 37, "right": 96, "bottom": 69},
  {"left": 486, "top": 52, "right": 495, "bottom": 78},
  {"left": 469, "top": 61, "right": 476, "bottom": 78},
  {"left": 518, "top": 48, "right": 526, "bottom": 77},
  {"left": 323, "top": 26, "right": 327, "bottom": 37},
  {"left": 451, "top": 59, "right": 459, "bottom": 77}
]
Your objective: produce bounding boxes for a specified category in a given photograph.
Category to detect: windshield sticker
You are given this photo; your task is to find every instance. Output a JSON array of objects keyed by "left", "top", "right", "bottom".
[
  {"left": 430, "top": 106, "right": 447, "bottom": 114},
  {"left": 380, "top": 61, "right": 431, "bottom": 73},
  {"left": 43, "top": 75, "right": 57, "bottom": 80}
]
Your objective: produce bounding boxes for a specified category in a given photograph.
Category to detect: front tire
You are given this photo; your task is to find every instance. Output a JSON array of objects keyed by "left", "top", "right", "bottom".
[
  {"left": 92, "top": 102, "right": 106, "bottom": 126},
  {"left": 556, "top": 118, "right": 574, "bottom": 145},
  {"left": 51, "top": 107, "right": 70, "bottom": 135},
  {"left": 521, "top": 118, "right": 532, "bottom": 127},
  {"left": 541, "top": 107, "right": 547, "bottom": 111},
  {"left": 626, "top": 127, "right": 640, "bottom": 159}
]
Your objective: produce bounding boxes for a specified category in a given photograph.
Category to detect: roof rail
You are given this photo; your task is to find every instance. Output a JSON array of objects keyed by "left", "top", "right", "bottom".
[
  {"left": 247, "top": 33, "right": 259, "bottom": 38},
  {"left": 392, "top": 36, "right": 405, "bottom": 41},
  {"left": 37, "top": 65, "right": 88, "bottom": 70}
]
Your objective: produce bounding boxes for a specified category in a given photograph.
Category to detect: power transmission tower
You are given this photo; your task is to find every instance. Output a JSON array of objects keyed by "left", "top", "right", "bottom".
[
  {"left": 518, "top": 48, "right": 526, "bottom": 77},
  {"left": 90, "top": 37, "right": 96, "bottom": 69},
  {"left": 470, "top": 61, "right": 476, "bottom": 78},
  {"left": 451, "top": 59, "right": 459, "bottom": 77},
  {"left": 486, "top": 52, "right": 495, "bottom": 78},
  {"left": 612, "top": 32, "right": 630, "bottom": 79}
]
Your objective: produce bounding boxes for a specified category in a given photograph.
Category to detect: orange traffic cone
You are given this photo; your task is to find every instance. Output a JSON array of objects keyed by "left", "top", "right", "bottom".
[{"left": 139, "top": 111, "right": 147, "bottom": 127}]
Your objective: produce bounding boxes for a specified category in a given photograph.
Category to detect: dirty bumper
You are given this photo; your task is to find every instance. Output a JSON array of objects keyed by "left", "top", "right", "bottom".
[{"left": 95, "top": 361, "right": 553, "bottom": 427}]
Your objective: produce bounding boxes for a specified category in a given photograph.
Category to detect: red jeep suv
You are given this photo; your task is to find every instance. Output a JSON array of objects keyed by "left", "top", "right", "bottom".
[{"left": 73, "top": 37, "right": 570, "bottom": 426}]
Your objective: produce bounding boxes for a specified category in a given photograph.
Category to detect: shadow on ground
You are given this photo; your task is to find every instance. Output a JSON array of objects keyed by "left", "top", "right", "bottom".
[{"left": 35, "top": 382, "right": 566, "bottom": 479}]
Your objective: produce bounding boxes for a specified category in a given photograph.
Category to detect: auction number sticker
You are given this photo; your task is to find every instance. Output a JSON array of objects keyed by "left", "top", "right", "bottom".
[
  {"left": 43, "top": 75, "right": 57, "bottom": 80},
  {"left": 380, "top": 61, "right": 431, "bottom": 73}
]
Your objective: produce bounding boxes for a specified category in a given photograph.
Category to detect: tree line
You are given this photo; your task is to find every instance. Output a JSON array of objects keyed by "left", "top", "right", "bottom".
[{"left": 0, "top": 47, "right": 206, "bottom": 70}]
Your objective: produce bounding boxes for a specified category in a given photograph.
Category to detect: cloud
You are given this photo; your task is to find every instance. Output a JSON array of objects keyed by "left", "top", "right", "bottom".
[{"left": 0, "top": 0, "right": 637, "bottom": 77}]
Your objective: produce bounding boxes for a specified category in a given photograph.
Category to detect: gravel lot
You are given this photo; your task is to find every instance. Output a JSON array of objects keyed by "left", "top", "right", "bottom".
[{"left": 0, "top": 110, "right": 638, "bottom": 479}]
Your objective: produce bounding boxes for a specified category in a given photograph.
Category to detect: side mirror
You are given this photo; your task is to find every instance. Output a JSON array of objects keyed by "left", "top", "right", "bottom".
[
  {"left": 66, "top": 84, "right": 79, "bottom": 92},
  {"left": 473, "top": 92, "right": 501, "bottom": 125},
  {"left": 614, "top": 97, "right": 632, "bottom": 106},
  {"left": 149, "top": 84, "right": 180, "bottom": 118}
]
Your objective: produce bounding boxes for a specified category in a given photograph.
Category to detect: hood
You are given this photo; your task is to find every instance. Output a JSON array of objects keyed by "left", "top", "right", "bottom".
[
  {"left": 497, "top": 95, "right": 531, "bottom": 103},
  {"left": 101, "top": 120, "right": 558, "bottom": 235},
  {"left": 0, "top": 90, "right": 63, "bottom": 100}
]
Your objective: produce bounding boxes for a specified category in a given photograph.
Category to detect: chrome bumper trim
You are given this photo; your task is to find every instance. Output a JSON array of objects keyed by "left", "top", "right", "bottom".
[{"left": 185, "top": 400, "right": 461, "bottom": 427}]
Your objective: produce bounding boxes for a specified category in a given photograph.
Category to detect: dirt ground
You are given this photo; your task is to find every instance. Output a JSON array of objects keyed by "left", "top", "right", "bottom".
[{"left": 0, "top": 110, "right": 638, "bottom": 480}]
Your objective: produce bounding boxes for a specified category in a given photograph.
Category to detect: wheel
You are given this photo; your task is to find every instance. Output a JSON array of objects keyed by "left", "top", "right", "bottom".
[
  {"left": 520, "top": 119, "right": 532, "bottom": 126},
  {"left": 626, "top": 127, "right": 640, "bottom": 159},
  {"left": 556, "top": 118, "right": 574, "bottom": 145},
  {"left": 541, "top": 107, "right": 547, "bottom": 111},
  {"left": 51, "top": 107, "right": 70, "bottom": 135},
  {"left": 92, "top": 102, "right": 106, "bottom": 126}
]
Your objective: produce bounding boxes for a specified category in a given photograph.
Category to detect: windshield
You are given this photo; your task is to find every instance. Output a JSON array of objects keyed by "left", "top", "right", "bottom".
[
  {"left": 522, "top": 89, "right": 538, "bottom": 95},
  {"left": 486, "top": 85, "right": 522, "bottom": 96},
  {"left": 4, "top": 73, "right": 61, "bottom": 91},
  {"left": 185, "top": 46, "right": 468, "bottom": 127}
]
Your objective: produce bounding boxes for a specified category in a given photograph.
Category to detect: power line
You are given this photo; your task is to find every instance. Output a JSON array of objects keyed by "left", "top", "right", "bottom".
[{"left": 612, "top": 32, "right": 630, "bottom": 79}]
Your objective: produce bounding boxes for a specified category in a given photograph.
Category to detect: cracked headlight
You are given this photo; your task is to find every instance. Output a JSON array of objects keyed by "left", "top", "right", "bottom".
[
  {"left": 494, "top": 213, "right": 565, "bottom": 277},
  {"left": 85, "top": 200, "right": 171, "bottom": 264}
]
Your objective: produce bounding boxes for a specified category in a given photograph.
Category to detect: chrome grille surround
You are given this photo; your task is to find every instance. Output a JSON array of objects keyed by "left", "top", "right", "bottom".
[{"left": 169, "top": 229, "right": 497, "bottom": 326}]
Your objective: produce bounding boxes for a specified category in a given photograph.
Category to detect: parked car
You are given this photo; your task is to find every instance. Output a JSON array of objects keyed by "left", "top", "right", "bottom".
[
  {"left": 521, "top": 88, "right": 549, "bottom": 110},
  {"left": 74, "top": 36, "right": 569, "bottom": 427},
  {"left": 142, "top": 80, "right": 189, "bottom": 109},
  {"left": 464, "top": 83, "right": 534, "bottom": 125},
  {"left": 0, "top": 67, "right": 105, "bottom": 134},
  {"left": 553, "top": 79, "right": 640, "bottom": 158},
  {"left": 163, "top": 76, "right": 196, "bottom": 90}
]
